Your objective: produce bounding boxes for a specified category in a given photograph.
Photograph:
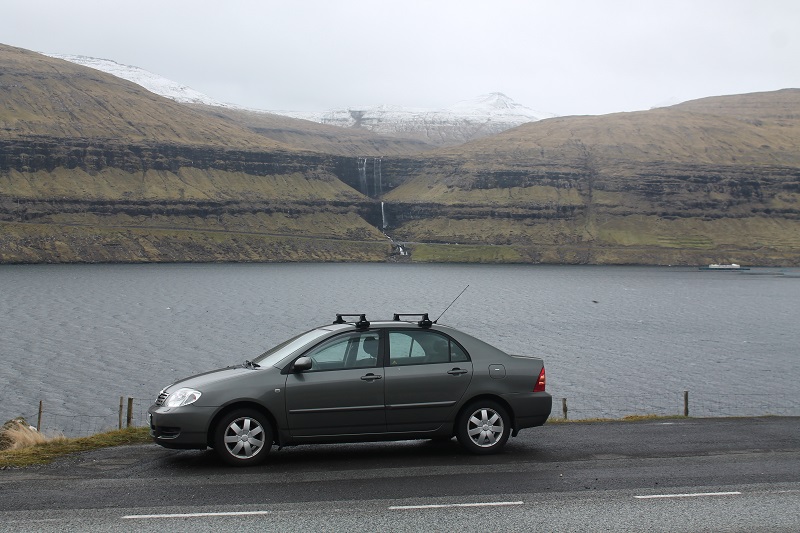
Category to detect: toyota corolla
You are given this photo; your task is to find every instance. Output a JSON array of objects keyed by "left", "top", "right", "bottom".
[{"left": 148, "top": 313, "right": 551, "bottom": 466}]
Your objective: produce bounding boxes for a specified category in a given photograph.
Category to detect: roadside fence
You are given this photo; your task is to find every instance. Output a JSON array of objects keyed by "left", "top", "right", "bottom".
[
  {"left": 556, "top": 391, "right": 800, "bottom": 420},
  {"left": 19, "top": 397, "right": 152, "bottom": 438},
  {"left": 13, "top": 391, "right": 800, "bottom": 439}
]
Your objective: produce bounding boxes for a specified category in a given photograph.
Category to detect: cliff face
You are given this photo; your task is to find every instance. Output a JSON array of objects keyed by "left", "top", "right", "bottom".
[
  {"left": 0, "top": 136, "right": 391, "bottom": 263},
  {"left": 375, "top": 95, "right": 800, "bottom": 265},
  {"left": 0, "top": 44, "right": 395, "bottom": 263},
  {"left": 0, "top": 138, "right": 352, "bottom": 186},
  {"left": 2, "top": 43, "right": 799, "bottom": 265}
]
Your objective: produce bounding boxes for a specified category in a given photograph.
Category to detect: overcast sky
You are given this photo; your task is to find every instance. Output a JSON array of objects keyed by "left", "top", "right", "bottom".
[{"left": 3, "top": 0, "right": 798, "bottom": 116}]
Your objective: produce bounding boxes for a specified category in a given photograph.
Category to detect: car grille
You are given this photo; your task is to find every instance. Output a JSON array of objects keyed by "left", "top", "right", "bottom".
[{"left": 155, "top": 391, "right": 169, "bottom": 406}]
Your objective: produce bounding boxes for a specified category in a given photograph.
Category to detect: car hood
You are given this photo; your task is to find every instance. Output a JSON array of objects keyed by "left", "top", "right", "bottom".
[{"left": 164, "top": 365, "right": 255, "bottom": 392}]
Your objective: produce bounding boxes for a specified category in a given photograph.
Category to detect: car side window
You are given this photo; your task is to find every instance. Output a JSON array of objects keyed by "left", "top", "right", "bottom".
[
  {"left": 451, "top": 342, "right": 469, "bottom": 362},
  {"left": 351, "top": 333, "right": 380, "bottom": 368},
  {"left": 388, "top": 331, "right": 467, "bottom": 366},
  {"left": 303, "top": 331, "right": 379, "bottom": 372}
]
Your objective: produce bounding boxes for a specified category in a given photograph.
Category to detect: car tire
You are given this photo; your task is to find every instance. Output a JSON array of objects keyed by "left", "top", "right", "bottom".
[
  {"left": 214, "top": 408, "right": 273, "bottom": 466},
  {"left": 455, "top": 400, "right": 511, "bottom": 455}
]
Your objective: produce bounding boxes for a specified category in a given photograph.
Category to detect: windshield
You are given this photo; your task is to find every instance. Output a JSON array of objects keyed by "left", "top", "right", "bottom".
[{"left": 252, "top": 329, "right": 331, "bottom": 367}]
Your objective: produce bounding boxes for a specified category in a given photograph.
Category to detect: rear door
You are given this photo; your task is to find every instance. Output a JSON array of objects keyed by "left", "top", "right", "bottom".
[
  {"left": 285, "top": 330, "right": 385, "bottom": 437},
  {"left": 384, "top": 330, "right": 473, "bottom": 432}
]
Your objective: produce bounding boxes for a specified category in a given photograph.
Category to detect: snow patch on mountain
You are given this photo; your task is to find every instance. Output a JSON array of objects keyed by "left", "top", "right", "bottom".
[
  {"left": 281, "top": 93, "right": 556, "bottom": 145},
  {"left": 45, "top": 53, "right": 229, "bottom": 107},
  {"left": 47, "top": 53, "right": 557, "bottom": 145},
  {"left": 282, "top": 93, "right": 552, "bottom": 124}
]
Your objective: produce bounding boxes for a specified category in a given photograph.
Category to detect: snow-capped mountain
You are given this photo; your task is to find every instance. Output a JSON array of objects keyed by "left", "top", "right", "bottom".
[
  {"left": 448, "top": 92, "right": 553, "bottom": 118},
  {"left": 46, "top": 53, "right": 556, "bottom": 146},
  {"left": 45, "top": 53, "right": 229, "bottom": 107},
  {"left": 280, "top": 93, "right": 555, "bottom": 145},
  {"left": 277, "top": 93, "right": 557, "bottom": 146}
]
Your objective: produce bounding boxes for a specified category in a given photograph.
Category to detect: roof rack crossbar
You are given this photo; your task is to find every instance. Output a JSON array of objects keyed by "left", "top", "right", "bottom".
[
  {"left": 334, "top": 313, "right": 370, "bottom": 329},
  {"left": 393, "top": 313, "right": 432, "bottom": 329}
]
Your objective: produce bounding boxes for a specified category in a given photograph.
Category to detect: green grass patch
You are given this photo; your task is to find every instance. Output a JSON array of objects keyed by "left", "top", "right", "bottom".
[
  {"left": 0, "top": 219, "right": 393, "bottom": 263},
  {"left": 0, "top": 427, "right": 151, "bottom": 468},
  {"left": 548, "top": 414, "right": 689, "bottom": 424},
  {"left": 410, "top": 243, "right": 524, "bottom": 262}
]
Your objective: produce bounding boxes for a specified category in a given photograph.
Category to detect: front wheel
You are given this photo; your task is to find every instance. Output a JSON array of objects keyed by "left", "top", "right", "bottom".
[
  {"left": 214, "top": 409, "right": 273, "bottom": 466},
  {"left": 456, "top": 401, "right": 511, "bottom": 455}
]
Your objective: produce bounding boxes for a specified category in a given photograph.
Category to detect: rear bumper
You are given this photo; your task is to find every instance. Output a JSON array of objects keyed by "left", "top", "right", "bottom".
[{"left": 501, "top": 391, "right": 552, "bottom": 430}]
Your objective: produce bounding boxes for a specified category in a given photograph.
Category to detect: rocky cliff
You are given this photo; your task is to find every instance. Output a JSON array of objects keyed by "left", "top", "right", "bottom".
[
  {"left": 0, "top": 44, "right": 395, "bottom": 263},
  {"left": 376, "top": 94, "right": 800, "bottom": 265},
  {"left": 2, "top": 43, "right": 799, "bottom": 265}
]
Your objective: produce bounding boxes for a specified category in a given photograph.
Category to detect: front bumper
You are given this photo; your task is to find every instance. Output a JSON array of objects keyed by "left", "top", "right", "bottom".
[{"left": 147, "top": 404, "right": 217, "bottom": 450}]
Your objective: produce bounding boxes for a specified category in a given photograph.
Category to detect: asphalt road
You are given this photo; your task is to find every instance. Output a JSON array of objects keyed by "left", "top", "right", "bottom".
[{"left": 0, "top": 417, "right": 798, "bottom": 532}]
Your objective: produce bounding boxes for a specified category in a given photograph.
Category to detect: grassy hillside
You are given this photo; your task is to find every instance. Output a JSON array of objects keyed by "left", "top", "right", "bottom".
[
  {"left": 0, "top": 45, "right": 290, "bottom": 149},
  {"left": 0, "top": 217, "right": 391, "bottom": 263},
  {"left": 0, "top": 166, "right": 367, "bottom": 202},
  {"left": 381, "top": 91, "right": 800, "bottom": 265},
  {"left": 189, "top": 105, "right": 435, "bottom": 157},
  {"left": 0, "top": 44, "right": 394, "bottom": 262},
  {"left": 1, "top": 43, "right": 798, "bottom": 265}
]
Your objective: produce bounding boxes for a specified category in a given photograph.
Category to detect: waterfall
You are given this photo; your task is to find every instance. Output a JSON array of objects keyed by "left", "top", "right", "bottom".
[
  {"left": 374, "top": 158, "right": 382, "bottom": 196},
  {"left": 381, "top": 201, "right": 387, "bottom": 229},
  {"left": 356, "top": 157, "right": 383, "bottom": 197},
  {"left": 358, "top": 157, "right": 367, "bottom": 194}
]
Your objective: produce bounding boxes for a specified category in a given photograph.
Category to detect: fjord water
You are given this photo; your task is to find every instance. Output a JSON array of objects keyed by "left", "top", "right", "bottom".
[{"left": 1, "top": 263, "right": 798, "bottom": 428}]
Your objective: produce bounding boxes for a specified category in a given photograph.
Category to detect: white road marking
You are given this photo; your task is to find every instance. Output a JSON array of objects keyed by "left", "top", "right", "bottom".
[
  {"left": 122, "top": 510, "right": 271, "bottom": 519},
  {"left": 635, "top": 491, "right": 742, "bottom": 500},
  {"left": 389, "top": 501, "right": 524, "bottom": 510}
]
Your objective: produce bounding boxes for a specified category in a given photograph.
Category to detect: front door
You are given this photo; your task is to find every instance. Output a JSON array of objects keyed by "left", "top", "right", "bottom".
[
  {"left": 384, "top": 330, "right": 473, "bottom": 432},
  {"left": 285, "top": 330, "right": 385, "bottom": 437}
]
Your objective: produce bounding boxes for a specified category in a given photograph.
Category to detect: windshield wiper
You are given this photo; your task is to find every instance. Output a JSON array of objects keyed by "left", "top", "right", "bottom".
[{"left": 243, "top": 360, "right": 261, "bottom": 369}]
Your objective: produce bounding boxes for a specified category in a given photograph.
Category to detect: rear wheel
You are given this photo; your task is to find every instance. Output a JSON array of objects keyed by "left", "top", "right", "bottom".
[
  {"left": 213, "top": 409, "right": 272, "bottom": 466},
  {"left": 456, "top": 400, "right": 510, "bottom": 455}
]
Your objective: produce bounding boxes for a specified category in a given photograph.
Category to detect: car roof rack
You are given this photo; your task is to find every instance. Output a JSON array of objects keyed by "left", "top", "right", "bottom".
[
  {"left": 393, "top": 313, "right": 433, "bottom": 329},
  {"left": 333, "top": 313, "right": 370, "bottom": 330}
]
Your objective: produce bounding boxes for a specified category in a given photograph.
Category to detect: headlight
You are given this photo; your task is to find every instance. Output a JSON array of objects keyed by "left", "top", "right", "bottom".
[{"left": 164, "top": 388, "right": 202, "bottom": 408}]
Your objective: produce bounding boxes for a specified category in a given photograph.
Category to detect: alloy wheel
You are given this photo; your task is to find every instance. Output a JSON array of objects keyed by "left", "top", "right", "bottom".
[
  {"left": 466, "top": 407, "right": 505, "bottom": 447},
  {"left": 222, "top": 416, "right": 266, "bottom": 460}
]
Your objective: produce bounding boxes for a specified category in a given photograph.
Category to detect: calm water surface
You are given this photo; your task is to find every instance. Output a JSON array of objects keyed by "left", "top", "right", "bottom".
[{"left": 1, "top": 263, "right": 798, "bottom": 430}]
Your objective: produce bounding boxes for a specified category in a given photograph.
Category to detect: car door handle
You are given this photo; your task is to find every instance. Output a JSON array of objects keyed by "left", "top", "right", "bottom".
[
  {"left": 447, "top": 368, "right": 468, "bottom": 376},
  {"left": 361, "top": 373, "right": 382, "bottom": 381}
]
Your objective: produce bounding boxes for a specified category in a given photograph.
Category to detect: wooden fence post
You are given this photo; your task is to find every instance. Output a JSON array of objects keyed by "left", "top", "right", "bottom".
[
  {"left": 37, "top": 400, "right": 43, "bottom": 432},
  {"left": 683, "top": 390, "right": 689, "bottom": 417},
  {"left": 126, "top": 397, "right": 134, "bottom": 427},
  {"left": 562, "top": 397, "right": 568, "bottom": 420},
  {"left": 119, "top": 396, "right": 124, "bottom": 429}
]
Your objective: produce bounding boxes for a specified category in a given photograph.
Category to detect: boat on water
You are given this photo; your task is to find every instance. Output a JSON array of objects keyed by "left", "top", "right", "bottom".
[{"left": 698, "top": 263, "right": 750, "bottom": 271}]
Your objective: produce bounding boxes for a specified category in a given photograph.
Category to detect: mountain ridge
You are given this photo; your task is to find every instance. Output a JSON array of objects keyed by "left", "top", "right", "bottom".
[
  {"left": 43, "top": 53, "right": 553, "bottom": 147},
  {"left": 2, "top": 43, "right": 799, "bottom": 266}
]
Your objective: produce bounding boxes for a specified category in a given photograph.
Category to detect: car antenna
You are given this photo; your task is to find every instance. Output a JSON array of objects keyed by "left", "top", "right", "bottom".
[{"left": 434, "top": 285, "right": 469, "bottom": 324}]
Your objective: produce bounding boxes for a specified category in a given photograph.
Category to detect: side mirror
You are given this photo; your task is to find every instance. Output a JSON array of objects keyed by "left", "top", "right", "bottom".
[{"left": 293, "top": 356, "right": 313, "bottom": 372}]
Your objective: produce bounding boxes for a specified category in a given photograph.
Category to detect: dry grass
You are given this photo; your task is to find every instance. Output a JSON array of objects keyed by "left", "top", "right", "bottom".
[
  {"left": 0, "top": 421, "right": 64, "bottom": 450},
  {"left": 547, "top": 414, "right": 689, "bottom": 424},
  {"left": 0, "top": 426, "right": 151, "bottom": 468}
]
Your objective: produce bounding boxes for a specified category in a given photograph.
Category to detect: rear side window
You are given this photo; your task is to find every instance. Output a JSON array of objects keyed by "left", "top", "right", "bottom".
[
  {"left": 388, "top": 331, "right": 470, "bottom": 366},
  {"left": 450, "top": 342, "right": 469, "bottom": 362}
]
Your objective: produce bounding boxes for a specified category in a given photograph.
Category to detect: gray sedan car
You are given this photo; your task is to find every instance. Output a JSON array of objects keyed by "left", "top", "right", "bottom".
[{"left": 148, "top": 314, "right": 551, "bottom": 466}]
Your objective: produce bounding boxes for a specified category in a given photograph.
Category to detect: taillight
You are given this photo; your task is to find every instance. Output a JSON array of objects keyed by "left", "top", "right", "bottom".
[{"left": 533, "top": 367, "right": 546, "bottom": 392}]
